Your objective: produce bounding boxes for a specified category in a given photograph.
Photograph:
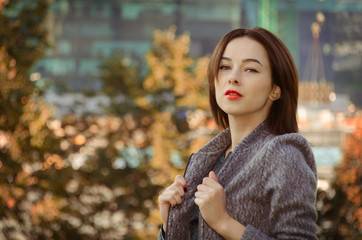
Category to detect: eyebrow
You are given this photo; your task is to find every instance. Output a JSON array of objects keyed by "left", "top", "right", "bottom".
[{"left": 221, "top": 57, "right": 263, "bottom": 66}]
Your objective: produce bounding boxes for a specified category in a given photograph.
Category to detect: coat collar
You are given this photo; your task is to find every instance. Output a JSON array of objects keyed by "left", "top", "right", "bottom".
[{"left": 196, "top": 121, "right": 271, "bottom": 155}]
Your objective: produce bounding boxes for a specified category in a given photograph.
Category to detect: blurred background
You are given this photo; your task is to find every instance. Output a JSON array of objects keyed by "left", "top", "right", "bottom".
[{"left": 0, "top": 0, "right": 361, "bottom": 239}]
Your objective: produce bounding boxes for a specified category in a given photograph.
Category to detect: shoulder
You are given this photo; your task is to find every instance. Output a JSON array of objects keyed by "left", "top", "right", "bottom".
[
  {"left": 268, "top": 132, "right": 311, "bottom": 149},
  {"left": 266, "top": 133, "right": 313, "bottom": 159},
  {"left": 264, "top": 133, "right": 317, "bottom": 178}
]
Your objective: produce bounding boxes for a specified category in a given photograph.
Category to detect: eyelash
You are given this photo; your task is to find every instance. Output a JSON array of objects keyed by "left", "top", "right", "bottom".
[
  {"left": 246, "top": 68, "right": 258, "bottom": 73},
  {"left": 219, "top": 65, "right": 230, "bottom": 70},
  {"left": 218, "top": 65, "right": 258, "bottom": 73}
]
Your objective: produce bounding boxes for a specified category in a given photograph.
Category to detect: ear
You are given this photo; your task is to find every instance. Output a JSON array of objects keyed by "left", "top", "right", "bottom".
[{"left": 269, "top": 85, "right": 281, "bottom": 101}]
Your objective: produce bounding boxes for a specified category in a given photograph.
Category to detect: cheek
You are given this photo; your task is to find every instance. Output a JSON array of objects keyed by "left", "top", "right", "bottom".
[
  {"left": 252, "top": 78, "right": 273, "bottom": 95},
  {"left": 258, "top": 84, "right": 272, "bottom": 95}
]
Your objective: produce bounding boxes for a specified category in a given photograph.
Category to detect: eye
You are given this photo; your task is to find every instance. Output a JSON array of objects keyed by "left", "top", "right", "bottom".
[
  {"left": 245, "top": 68, "right": 258, "bottom": 73},
  {"left": 219, "top": 65, "right": 231, "bottom": 70}
]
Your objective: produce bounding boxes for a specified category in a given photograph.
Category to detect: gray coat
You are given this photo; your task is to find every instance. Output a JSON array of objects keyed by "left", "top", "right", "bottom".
[{"left": 161, "top": 122, "right": 317, "bottom": 240}]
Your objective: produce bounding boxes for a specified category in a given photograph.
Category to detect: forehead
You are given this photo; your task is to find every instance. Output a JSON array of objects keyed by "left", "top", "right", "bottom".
[{"left": 222, "top": 37, "right": 269, "bottom": 64}]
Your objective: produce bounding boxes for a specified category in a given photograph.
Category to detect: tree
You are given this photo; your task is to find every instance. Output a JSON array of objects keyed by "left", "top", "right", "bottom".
[
  {"left": 101, "top": 25, "right": 211, "bottom": 184},
  {"left": 0, "top": 1, "right": 163, "bottom": 237},
  {"left": 0, "top": 6, "right": 213, "bottom": 237},
  {"left": 0, "top": 0, "right": 67, "bottom": 239},
  {"left": 316, "top": 117, "right": 362, "bottom": 239},
  {"left": 100, "top": 55, "right": 144, "bottom": 116},
  {"left": 99, "top": 26, "right": 214, "bottom": 238},
  {"left": 44, "top": 114, "right": 162, "bottom": 240}
]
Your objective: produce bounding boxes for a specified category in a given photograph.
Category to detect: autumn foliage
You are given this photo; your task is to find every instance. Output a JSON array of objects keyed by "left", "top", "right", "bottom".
[
  {"left": 335, "top": 117, "right": 362, "bottom": 237},
  {"left": 1, "top": 1, "right": 214, "bottom": 237},
  {"left": 317, "top": 117, "right": 362, "bottom": 239}
]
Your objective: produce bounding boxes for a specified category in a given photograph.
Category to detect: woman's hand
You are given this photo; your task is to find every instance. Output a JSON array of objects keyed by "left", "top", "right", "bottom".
[
  {"left": 158, "top": 175, "right": 187, "bottom": 232},
  {"left": 194, "top": 171, "right": 229, "bottom": 230},
  {"left": 195, "top": 171, "right": 245, "bottom": 240}
]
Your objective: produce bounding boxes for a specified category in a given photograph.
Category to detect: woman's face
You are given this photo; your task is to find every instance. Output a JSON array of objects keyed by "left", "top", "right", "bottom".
[{"left": 214, "top": 37, "right": 280, "bottom": 122}]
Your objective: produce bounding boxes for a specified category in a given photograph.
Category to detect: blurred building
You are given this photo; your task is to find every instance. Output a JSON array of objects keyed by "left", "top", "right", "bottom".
[
  {"left": 32, "top": 0, "right": 362, "bottom": 103},
  {"left": 298, "top": 94, "right": 357, "bottom": 181},
  {"left": 35, "top": 0, "right": 244, "bottom": 91},
  {"left": 28, "top": 0, "right": 362, "bottom": 182}
]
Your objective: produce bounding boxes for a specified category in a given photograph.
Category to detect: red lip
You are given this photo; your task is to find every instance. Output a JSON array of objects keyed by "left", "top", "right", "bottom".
[{"left": 225, "top": 90, "right": 242, "bottom": 99}]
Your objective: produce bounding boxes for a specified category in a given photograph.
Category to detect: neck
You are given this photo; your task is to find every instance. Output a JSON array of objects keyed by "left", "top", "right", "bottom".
[{"left": 227, "top": 115, "right": 267, "bottom": 152}]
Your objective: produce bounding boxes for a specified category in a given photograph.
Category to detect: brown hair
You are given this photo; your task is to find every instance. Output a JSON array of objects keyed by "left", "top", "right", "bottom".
[{"left": 208, "top": 27, "right": 299, "bottom": 135}]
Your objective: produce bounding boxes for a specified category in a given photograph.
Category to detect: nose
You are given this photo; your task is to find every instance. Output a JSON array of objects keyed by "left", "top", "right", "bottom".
[
  {"left": 227, "top": 69, "right": 241, "bottom": 85},
  {"left": 228, "top": 78, "right": 240, "bottom": 85}
]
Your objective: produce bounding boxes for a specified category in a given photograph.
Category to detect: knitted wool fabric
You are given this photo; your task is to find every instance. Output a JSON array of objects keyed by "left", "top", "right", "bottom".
[{"left": 163, "top": 122, "right": 317, "bottom": 240}]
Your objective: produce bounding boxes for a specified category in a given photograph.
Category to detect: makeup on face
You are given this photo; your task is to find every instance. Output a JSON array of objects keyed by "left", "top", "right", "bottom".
[{"left": 225, "top": 90, "right": 242, "bottom": 100}]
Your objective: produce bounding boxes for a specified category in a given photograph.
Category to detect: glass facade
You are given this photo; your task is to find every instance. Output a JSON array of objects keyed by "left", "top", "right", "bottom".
[
  {"left": 33, "top": 0, "right": 362, "bottom": 107},
  {"left": 34, "top": 0, "right": 243, "bottom": 91}
]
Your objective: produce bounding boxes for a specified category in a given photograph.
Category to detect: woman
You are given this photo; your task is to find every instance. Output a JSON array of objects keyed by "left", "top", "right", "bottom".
[{"left": 158, "top": 27, "right": 317, "bottom": 240}]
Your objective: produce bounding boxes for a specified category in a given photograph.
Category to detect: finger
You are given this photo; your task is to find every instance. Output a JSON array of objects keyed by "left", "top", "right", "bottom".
[
  {"left": 209, "top": 171, "right": 218, "bottom": 182},
  {"left": 194, "top": 197, "right": 201, "bottom": 207},
  {"left": 197, "top": 184, "right": 213, "bottom": 192},
  {"left": 195, "top": 186, "right": 219, "bottom": 202},
  {"left": 194, "top": 190, "right": 210, "bottom": 199},
  {"left": 194, "top": 194, "right": 207, "bottom": 208},
  {"left": 166, "top": 187, "right": 183, "bottom": 202},
  {"left": 202, "top": 176, "right": 218, "bottom": 186},
  {"left": 169, "top": 197, "right": 176, "bottom": 207},
  {"left": 171, "top": 189, "right": 183, "bottom": 205},
  {"left": 159, "top": 192, "right": 181, "bottom": 207},
  {"left": 171, "top": 181, "right": 186, "bottom": 197},
  {"left": 175, "top": 175, "right": 188, "bottom": 190},
  {"left": 158, "top": 193, "right": 174, "bottom": 206}
]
